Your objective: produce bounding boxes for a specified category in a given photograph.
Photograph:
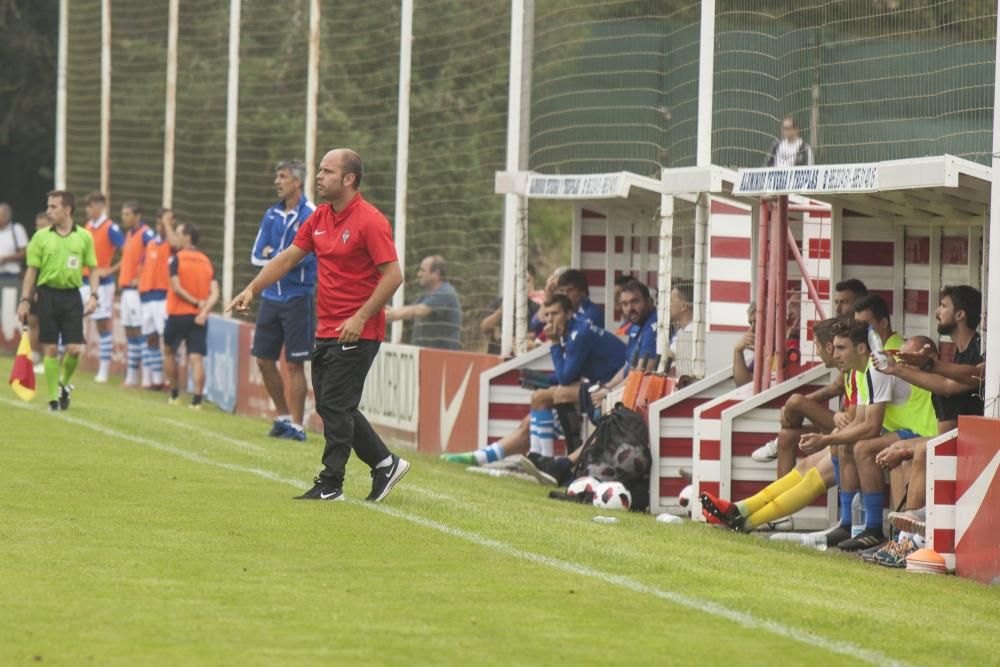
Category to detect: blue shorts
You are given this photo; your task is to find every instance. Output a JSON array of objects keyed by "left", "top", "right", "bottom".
[
  {"left": 252, "top": 294, "right": 315, "bottom": 362},
  {"left": 882, "top": 428, "right": 920, "bottom": 440}
]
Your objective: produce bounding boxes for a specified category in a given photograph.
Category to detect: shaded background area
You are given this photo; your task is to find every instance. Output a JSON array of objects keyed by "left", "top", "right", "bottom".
[{"left": 0, "top": 0, "right": 58, "bottom": 231}]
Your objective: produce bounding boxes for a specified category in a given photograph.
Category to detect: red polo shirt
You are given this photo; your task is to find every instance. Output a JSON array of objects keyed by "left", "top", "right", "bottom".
[{"left": 293, "top": 193, "right": 397, "bottom": 341}]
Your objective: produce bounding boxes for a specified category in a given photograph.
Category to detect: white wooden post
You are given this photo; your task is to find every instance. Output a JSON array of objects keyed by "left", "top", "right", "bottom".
[
  {"left": 391, "top": 0, "right": 413, "bottom": 344},
  {"left": 501, "top": 0, "right": 526, "bottom": 357},
  {"left": 222, "top": 0, "right": 241, "bottom": 309},
  {"left": 55, "top": 0, "right": 68, "bottom": 190},
  {"left": 162, "top": 0, "right": 179, "bottom": 209},
  {"left": 304, "top": 0, "right": 320, "bottom": 204},
  {"left": 100, "top": 0, "right": 111, "bottom": 198}
]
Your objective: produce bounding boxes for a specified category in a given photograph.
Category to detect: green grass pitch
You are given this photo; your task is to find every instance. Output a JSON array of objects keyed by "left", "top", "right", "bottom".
[{"left": 3, "top": 357, "right": 999, "bottom": 666}]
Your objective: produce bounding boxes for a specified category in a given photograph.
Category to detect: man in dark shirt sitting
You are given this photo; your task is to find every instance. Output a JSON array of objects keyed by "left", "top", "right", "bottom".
[{"left": 872, "top": 285, "right": 984, "bottom": 565}]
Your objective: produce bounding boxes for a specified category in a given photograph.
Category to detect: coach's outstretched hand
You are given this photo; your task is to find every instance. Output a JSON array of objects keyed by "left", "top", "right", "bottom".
[{"left": 227, "top": 288, "right": 254, "bottom": 315}]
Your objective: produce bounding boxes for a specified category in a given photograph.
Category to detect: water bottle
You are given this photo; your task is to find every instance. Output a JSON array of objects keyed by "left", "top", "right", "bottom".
[
  {"left": 867, "top": 326, "right": 888, "bottom": 370},
  {"left": 851, "top": 493, "right": 865, "bottom": 538},
  {"left": 769, "top": 532, "right": 827, "bottom": 551}
]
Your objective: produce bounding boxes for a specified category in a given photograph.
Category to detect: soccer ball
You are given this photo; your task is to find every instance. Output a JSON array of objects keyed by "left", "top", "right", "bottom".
[
  {"left": 593, "top": 481, "right": 632, "bottom": 511},
  {"left": 612, "top": 442, "right": 649, "bottom": 478},
  {"left": 678, "top": 484, "right": 693, "bottom": 508},
  {"left": 585, "top": 462, "right": 616, "bottom": 481},
  {"left": 567, "top": 476, "right": 599, "bottom": 499}
]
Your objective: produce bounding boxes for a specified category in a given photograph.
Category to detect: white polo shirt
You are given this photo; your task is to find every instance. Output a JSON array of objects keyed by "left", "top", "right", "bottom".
[{"left": 0, "top": 222, "right": 28, "bottom": 276}]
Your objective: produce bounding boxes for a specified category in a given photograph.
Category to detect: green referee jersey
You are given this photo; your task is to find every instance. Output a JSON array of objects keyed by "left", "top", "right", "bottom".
[{"left": 26, "top": 225, "right": 98, "bottom": 289}]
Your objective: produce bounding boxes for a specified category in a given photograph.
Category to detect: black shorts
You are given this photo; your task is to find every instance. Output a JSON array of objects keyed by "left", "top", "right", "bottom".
[
  {"left": 251, "top": 294, "right": 315, "bottom": 362},
  {"left": 164, "top": 314, "right": 207, "bottom": 355},
  {"left": 36, "top": 285, "right": 85, "bottom": 345}
]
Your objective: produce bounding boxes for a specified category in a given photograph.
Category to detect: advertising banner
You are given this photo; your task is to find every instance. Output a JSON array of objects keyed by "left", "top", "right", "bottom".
[
  {"left": 204, "top": 314, "right": 241, "bottom": 412},
  {"left": 418, "top": 348, "right": 502, "bottom": 454}
]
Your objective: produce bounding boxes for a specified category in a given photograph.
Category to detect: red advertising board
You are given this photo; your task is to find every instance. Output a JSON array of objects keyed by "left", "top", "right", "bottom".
[{"left": 418, "top": 348, "right": 502, "bottom": 454}]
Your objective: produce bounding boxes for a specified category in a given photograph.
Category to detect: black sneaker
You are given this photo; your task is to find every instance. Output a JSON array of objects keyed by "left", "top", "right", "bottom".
[
  {"left": 519, "top": 453, "right": 558, "bottom": 486},
  {"left": 58, "top": 382, "right": 72, "bottom": 411},
  {"left": 366, "top": 455, "right": 410, "bottom": 502},
  {"left": 48, "top": 400, "right": 61, "bottom": 412},
  {"left": 837, "top": 528, "right": 886, "bottom": 552},
  {"left": 818, "top": 524, "right": 852, "bottom": 547},
  {"left": 294, "top": 476, "right": 344, "bottom": 501}
]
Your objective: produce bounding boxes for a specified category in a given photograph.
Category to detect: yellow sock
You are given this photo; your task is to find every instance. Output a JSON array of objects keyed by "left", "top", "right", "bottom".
[
  {"left": 747, "top": 467, "right": 828, "bottom": 530},
  {"left": 736, "top": 469, "right": 803, "bottom": 517}
]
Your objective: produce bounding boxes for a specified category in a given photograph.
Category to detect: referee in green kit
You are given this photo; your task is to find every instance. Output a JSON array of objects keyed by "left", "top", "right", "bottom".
[{"left": 16, "top": 190, "right": 100, "bottom": 411}]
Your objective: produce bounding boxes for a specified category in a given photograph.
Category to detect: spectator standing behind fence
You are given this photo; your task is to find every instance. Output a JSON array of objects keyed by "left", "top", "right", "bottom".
[
  {"left": 386, "top": 255, "right": 462, "bottom": 350},
  {"left": 163, "top": 222, "right": 219, "bottom": 409},
  {"left": 766, "top": 114, "right": 813, "bottom": 168},
  {"left": 0, "top": 203, "right": 28, "bottom": 279},
  {"left": 250, "top": 159, "right": 317, "bottom": 441},
  {"left": 81, "top": 192, "right": 125, "bottom": 383}
]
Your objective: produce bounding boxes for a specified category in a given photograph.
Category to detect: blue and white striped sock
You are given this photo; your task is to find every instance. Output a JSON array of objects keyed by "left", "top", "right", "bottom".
[
  {"left": 148, "top": 346, "right": 164, "bottom": 385},
  {"left": 126, "top": 336, "right": 144, "bottom": 384},
  {"left": 473, "top": 442, "right": 505, "bottom": 466},
  {"left": 529, "top": 408, "right": 555, "bottom": 457},
  {"left": 98, "top": 330, "right": 113, "bottom": 376}
]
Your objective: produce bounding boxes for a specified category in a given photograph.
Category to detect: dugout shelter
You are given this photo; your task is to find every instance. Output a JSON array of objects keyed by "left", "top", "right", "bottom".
[{"left": 720, "top": 155, "right": 999, "bottom": 581}]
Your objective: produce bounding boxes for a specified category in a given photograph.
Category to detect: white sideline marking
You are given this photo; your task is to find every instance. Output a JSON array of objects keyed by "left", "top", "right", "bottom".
[
  {"left": 7, "top": 398, "right": 907, "bottom": 667},
  {"left": 157, "top": 417, "right": 267, "bottom": 453}
]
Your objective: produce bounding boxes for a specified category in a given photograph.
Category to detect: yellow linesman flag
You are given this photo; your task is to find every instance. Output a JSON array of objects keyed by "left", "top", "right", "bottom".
[{"left": 9, "top": 330, "right": 36, "bottom": 401}]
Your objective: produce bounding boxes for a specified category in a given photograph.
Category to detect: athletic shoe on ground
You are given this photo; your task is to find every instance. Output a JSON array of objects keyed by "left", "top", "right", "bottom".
[
  {"left": 859, "top": 542, "right": 884, "bottom": 563},
  {"left": 280, "top": 427, "right": 307, "bottom": 442},
  {"left": 188, "top": 403, "right": 202, "bottom": 411},
  {"left": 889, "top": 509, "right": 926, "bottom": 537},
  {"left": 58, "top": 382, "right": 71, "bottom": 411},
  {"left": 518, "top": 453, "right": 558, "bottom": 487},
  {"left": 48, "top": 400, "right": 60, "bottom": 412},
  {"left": 268, "top": 419, "right": 292, "bottom": 438},
  {"left": 699, "top": 492, "right": 744, "bottom": 531},
  {"left": 366, "top": 455, "right": 410, "bottom": 502},
  {"left": 874, "top": 538, "right": 917, "bottom": 568},
  {"left": 837, "top": 528, "right": 886, "bottom": 552},
  {"left": 814, "top": 523, "right": 852, "bottom": 548},
  {"left": 294, "top": 477, "right": 344, "bottom": 501},
  {"left": 94, "top": 373, "right": 108, "bottom": 384},
  {"left": 168, "top": 395, "right": 180, "bottom": 405},
  {"left": 440, "top": 452, "right": 476, "bottom": 465},
  {"left": 678, "top": 466, "right": 693, "bottom": 482},
  {"left": 750, "top": 438, "right": 779, "bottom": 462},
  {"left": 34, "top": 362, "right": 45, "bottom": 374}
]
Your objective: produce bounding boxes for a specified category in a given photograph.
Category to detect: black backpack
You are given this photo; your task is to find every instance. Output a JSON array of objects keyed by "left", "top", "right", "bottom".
[{"left": 570, "top": 403, "right": 651, "bottom": 511}]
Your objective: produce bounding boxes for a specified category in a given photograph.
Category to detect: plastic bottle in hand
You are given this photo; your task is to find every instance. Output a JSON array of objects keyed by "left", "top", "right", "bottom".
[{"left": 867, "top": 326, "right": 888, "bottom": 370}]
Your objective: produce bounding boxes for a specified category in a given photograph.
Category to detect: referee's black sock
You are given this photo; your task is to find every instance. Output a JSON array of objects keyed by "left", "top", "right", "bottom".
[
  {"left": 191, "top": 394, "right": 203, "bottom": 406},
  {"left": 171, "top": 388, "right": 179, "bottom": 400}
]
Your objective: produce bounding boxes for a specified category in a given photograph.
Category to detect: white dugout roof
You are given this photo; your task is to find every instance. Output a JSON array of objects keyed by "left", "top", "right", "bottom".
[{"left": 727, "top": 154, "right": 997, "bottom": 414}]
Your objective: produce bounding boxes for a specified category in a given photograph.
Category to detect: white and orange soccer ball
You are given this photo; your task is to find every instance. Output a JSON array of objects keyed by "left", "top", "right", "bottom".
[{"left": 592, "top": 481, "right": 631, "bottom": 511}]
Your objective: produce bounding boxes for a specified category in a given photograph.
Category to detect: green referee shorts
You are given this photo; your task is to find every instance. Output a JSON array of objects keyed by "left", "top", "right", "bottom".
[{"left": 36, "top": 285, "right": 85, "bottom": 345}]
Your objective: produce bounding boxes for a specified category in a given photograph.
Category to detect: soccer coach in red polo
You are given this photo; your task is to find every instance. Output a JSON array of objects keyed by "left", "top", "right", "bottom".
[{"left": 229, "top": 148, "right": 410, "bottom": 502}]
